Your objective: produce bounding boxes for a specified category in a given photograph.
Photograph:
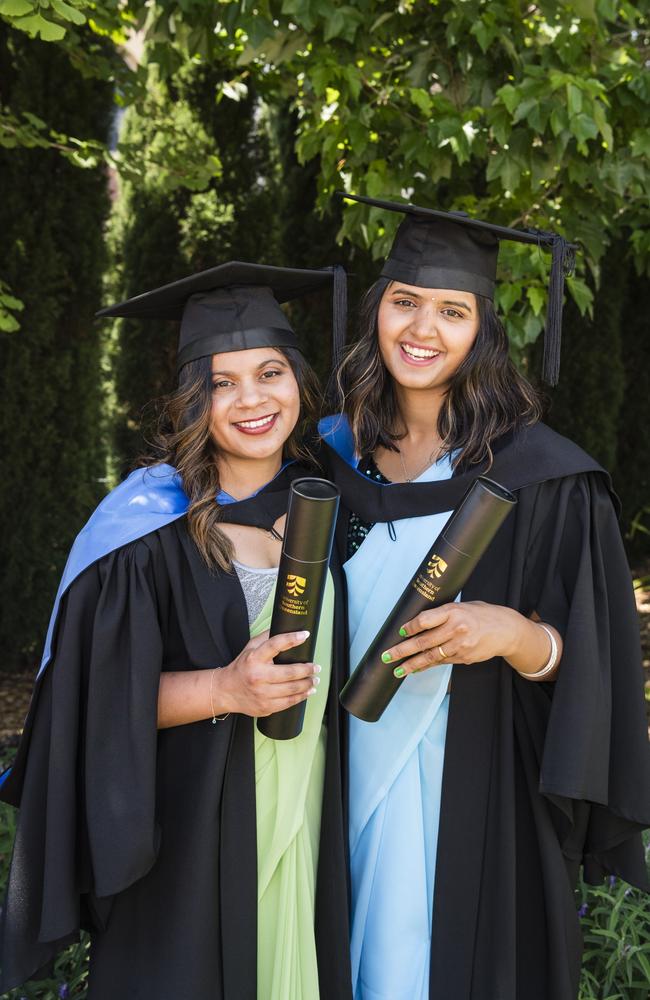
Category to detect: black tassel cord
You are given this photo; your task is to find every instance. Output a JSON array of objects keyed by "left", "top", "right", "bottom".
[
  {"left": 330, "top": 264, "right": 348, "bottom": 371},
  {"left": 543, "top": 235, "right": 576, "bottom": 387}
]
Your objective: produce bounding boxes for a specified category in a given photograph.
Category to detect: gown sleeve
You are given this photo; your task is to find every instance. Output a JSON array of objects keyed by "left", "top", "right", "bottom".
[
  {"left": 0, "top": 537, "right": 164, "bottom": 992},
  {"left": 517, "top": 471, "right": 650, "bottom": 889}
]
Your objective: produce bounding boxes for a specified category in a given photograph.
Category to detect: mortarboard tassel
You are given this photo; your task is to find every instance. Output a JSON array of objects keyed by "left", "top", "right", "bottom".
[
  {"left": 543, "top": 236, "right": 575, "bottom": 387},
  {"left": 329, "top": 264, "right": 348, "bottom": 370}
]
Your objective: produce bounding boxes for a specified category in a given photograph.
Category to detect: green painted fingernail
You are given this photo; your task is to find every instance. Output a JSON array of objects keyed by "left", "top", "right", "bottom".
[
  {"left": 399, "top": 627, "right": 408, "bottom": 637},
  {"left": 381, "top": 651, "right": 392, "bottom": 663},
  {"left": 393, "top": 666, "right": 406, "bottom": 678}
]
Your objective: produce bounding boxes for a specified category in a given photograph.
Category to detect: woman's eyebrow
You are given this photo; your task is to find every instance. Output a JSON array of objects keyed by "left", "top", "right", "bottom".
[
  {"left": 211, "top": 358, "right": 289, "bottom": 376},
  {"left": 390, "top": 288, "right": 473, "bottom": 311},
  {"left": 440, "top": 299, "right": 473, "bottom": 311},
  {"left": 390, "top": 287, "right": 424, "bottom": 299},
  {"left": 256, "top": 358, "right": 289, "bottom": 369}
]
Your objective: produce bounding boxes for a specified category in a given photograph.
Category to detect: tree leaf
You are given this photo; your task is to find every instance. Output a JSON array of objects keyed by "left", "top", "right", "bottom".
[
  {"left": 513, "top": 97, "right": 538, "bottom": 123},
  {"left": 522, "top": 311, "right": 543, "bottom": 345},
  {"left": 526, "top": 285, "right": 545, "bottom": 316},
  {"left": 410, "top": 88, "right": 432, "bottom": 114},
  {"left": 496, "top": 83, "right": 519, "bottom": 115},
  {"left": 570, "top": 112, "right": 598, "bottom": 144},
  {"left": 370, "top": 11, "right": 394, "bottom": 32},
  {"left": 15, "top": 12, "right": 67, "bottom": 40},
  {"left": 0, "top": 0, "right": 34, "bottom": 15},
  {"left": 281, "top": 0, "right": 315, "bottom": 31},
  {"left": 566, "top": 82, "right": 583, "bottom": 116},
  {"left": 323, "top": 8, "right": 347, "bottom": 42},
  {"left": 430, "top": 153, "right": 452, "bottom": 182},
  {"left": 573, "top": 0, "right": 598, "bottom": 21},
  {"left": 0, "top": 312, "right": 21, "bottom": 332},
  {"left": 365, "top": 162, "right": 388, "bottom": 197},
  {"left": 50, "top": 0, "right": 86, "bottom": 26},
  {"left": 0, "top": 291, "right": 24, "bottom": 311},
  {"left": 310, "top": 62, "right": 332, "bottom": 97},
  {"left": 500, "top": 155, "right": 520, "bottom": 192},
  {"left": 630, "top": 129, "right": 650, "bottom": 159},
  {"left": 340, "top": 65, "right": 362, "bottom": 101},
  {"left": 496, "top": 281, "right": 523, "bottom": 313},
  {"left": 486, "top": 151, "right": 502, "bottom": 182},
  {"left": 470, "top": 20, "right": 492, "bottom": 54},
  {"left": 566, "top": 276, "right": 594, "bottom": 316},
  {"left": 22, "top": 110, "right": 47, "bottom": 129},
  {"left": 489, "top": 105, "right": 510, "bottom": 146},
  {"left": 550, "top": 106, "right": 567, "bottom": 137}
]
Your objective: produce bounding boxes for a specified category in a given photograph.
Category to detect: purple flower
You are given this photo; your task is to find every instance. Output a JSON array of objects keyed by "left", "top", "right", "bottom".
[
  {"left": 578, "top": 902, "right": 589, "bottom": 918},
  {"left": 608, "top": 875, "right": 617, "bottom": 888},
  {"left": 58, "top": 985, "right": 69, "bottom": 999}
]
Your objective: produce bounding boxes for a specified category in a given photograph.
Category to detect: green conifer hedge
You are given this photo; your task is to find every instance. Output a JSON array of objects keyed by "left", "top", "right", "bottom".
[
  {"left": 0, "top": 27, "right": 112, "bottom": 670},
  {"left": 545, "top": 244, "right": 627, "bottom": 475},
  {"left": 615, "top": 269, "right": 650, "bottom": 557}
]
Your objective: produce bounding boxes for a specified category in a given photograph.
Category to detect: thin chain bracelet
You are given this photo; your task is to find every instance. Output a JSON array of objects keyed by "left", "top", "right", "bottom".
[{"left": 210, "top": 667, "right": 230, "bottom": 723}]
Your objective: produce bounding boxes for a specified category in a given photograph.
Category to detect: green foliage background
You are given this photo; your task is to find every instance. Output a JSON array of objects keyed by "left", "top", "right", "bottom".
[
  {"left": 107, "top": 55, "right": 285, "bottom": 473},
  {"left": 0, "top": 3, "right": 649, "bottom": 991},
  {"left": 4, "top": 0, "right": 647, "bottom": 546},
  {"left": 0, "top": 25, "right": 112, "bottom": 668}
]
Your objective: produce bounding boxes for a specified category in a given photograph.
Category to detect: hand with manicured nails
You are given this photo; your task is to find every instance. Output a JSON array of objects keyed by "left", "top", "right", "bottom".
[
  {"left": 157, "top": 629, "right": 320, "bottom": 729},
  {"left": 380, "top": 601, "right": 561, "bottom": 680},
  {"left": 219, "top": 628, "right": 320, "bottom": 717}
]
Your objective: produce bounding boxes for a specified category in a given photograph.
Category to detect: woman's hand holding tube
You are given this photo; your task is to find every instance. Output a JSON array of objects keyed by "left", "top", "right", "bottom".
[
  {"left": 157, "top": 629, "right": 320, "bottom": 728},
  {"left": 219, "top": 629, "right": 320, "bottom": 717},
  {"left": 380, "top": 601, "right": 562, "bottom": 680}
]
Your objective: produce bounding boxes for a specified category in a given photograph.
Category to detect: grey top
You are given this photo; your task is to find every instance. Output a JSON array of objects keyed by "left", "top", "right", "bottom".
[{"left": 233, "top": 559, "right": 278, "bottom": 626}]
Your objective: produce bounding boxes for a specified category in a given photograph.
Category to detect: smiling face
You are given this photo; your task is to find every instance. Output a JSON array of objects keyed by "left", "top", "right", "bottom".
[
  {"left": 209, "top": 347, "right": 301, "bottom": 466},
  {"left": 377, "top": 281, "right": 480, "bottom": 393}
]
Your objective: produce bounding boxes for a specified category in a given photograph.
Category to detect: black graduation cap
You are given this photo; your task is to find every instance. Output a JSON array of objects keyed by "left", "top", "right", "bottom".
[
  {"left": 337, "top": 192, "right": 577, "bottom": 385},
  {"left": 98, "top": 261, "right": 348, "bottom": 370}
]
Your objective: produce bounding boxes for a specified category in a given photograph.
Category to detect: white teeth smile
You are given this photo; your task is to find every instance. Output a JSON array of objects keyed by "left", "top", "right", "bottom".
[
  {"left": 401, "top": 343, "right": 440, "bottom": 359},
  {"left": 236, "top": 414, "right": 276, "bottom": 429}
]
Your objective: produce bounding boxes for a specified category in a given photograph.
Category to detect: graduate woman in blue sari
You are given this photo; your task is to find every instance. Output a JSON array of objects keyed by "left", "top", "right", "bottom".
[{"left": 319, "top": 196, "right": 650, "bottom": 1000}]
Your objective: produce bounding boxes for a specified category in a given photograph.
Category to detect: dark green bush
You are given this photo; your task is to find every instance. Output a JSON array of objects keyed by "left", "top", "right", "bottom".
[{"left": 0, "top": 27, "right": 112, "bottom": 671}]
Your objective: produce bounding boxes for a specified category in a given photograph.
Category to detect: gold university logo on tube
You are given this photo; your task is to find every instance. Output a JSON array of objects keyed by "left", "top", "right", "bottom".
[{"left": 426, "top": 555, "right": 448, "bottom": 580}]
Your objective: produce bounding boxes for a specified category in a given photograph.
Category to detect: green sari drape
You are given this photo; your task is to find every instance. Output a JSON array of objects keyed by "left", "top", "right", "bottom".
[{"left": 252, "top": 572, "right": 334, "bottom": 1000}]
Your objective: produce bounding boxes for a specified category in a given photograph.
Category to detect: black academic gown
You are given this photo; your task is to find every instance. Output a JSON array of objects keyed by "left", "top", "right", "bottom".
[
  {"left": 320, "top": 420, "right": 650, "bottom": 1000},
  {"left": 0, "top": 516, "right": 352, "bottom": 999}
]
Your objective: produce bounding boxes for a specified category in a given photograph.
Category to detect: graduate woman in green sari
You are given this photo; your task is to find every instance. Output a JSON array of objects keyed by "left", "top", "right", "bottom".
[{"left": 0, "top": 263, "right": 352, "bottom": 1000}]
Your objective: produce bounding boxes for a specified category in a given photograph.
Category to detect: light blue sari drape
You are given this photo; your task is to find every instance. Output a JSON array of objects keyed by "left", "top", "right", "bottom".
[{"left": 345, "top": 455, "right": 455, "bottom": 1000}]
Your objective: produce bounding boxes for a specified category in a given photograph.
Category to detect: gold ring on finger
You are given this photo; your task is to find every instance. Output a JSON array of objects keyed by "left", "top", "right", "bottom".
[{"left": 438, "top": 645, "right": 448, "bottom": 660}]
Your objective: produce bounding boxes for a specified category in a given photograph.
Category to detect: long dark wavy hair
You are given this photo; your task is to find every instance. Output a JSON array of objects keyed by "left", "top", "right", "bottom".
[
  {"left": 144, "top": 348, "right": 321, "bottom": 570},
  {"left": 334, "top": 277, "right": 542, "bottom": 469}
]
